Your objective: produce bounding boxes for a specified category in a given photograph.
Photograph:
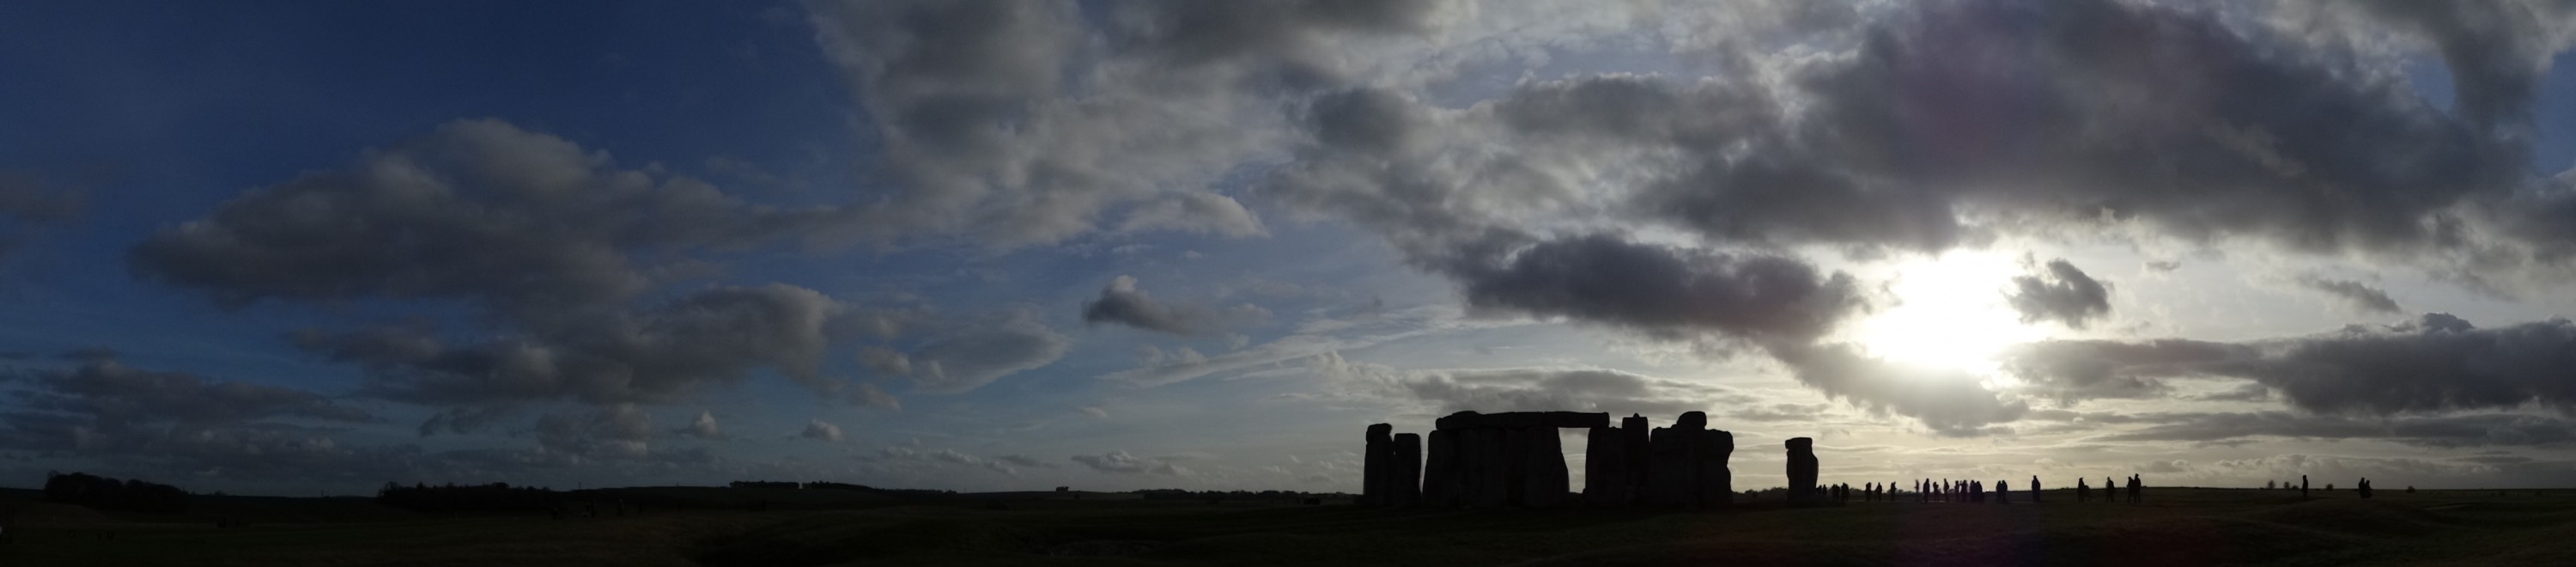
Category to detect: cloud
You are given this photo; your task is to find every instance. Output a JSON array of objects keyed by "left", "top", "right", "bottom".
[
  {"left": 1117, "top": 192, "right": 1268, "bottom": 237},
  {"left": 1080, "top": 276, "right": 1260, "bottom": 336},
  {"left": 996, "top": 454, "right": 1050, "bottom": 468},
  {"left": 532, "top": 404, "right": 655, "bottom": 460},
  {"left": 132, "top": 119, "right": 884, "bottom": 428},
  {"left": 799, "top": 0, "right": 1444, "bottom": 247},
  {"left": 800, "top": 418, "right": 844, "bottom": 442},
  {"left": 0, "top": 172, "right": 84, "bottom": 262},
  {"left": 1311, "top": 354, "right": 1747, "bottom": 418},
  {"left": 1070, "top": 449, "right": 1191, "bottom": 476},
  {"left": 0, "top": 355, "right": 415, "bottom": 479},
  {"left": 296, "top": 284, "right": 850, "bottom": 408},
  {"left": 2294, "top": 276, "right": 2403, "bottom": 314},
  {"left": 1436, "top": 233, "right": 1867, "bottom": 344},
  {"left": 3, "top": 355, "right": 372, "bottom": 437},
  {"left": 896, "top": 314, "right": 1072, "bottom": 394},
  {"left": 2006, "top": 314, "right": 2576, "bottom": 416},
  {"left": 2008, "top": 259, "right": 2111, "bottom": 329},
  {"left": 1100, "top": 304, "right": 1459, "bottom": 387},
  {"left": 1762, "top": 342, "right": 2030, "bottom": 436},
  {"left": 873, "top": 445, "right": 1019, "bottom": 474},
  {"left": 2087, "top": 411, "right": 2576, "bottom": 448},
  {"left": 674, "top": 410, "right": 723, "bottom": 440},
  {"left": 2000, "top": 338, "right": 2240, "bottom": 403},
  {"left": 1079, "top": 405, "right": 1109, "bottom": 419},
  {"left": 853, "top": 383, "right": 902, "bottom": 412},
  {"left": 130, "top": 119, "right": 824, "bottom": 315}
]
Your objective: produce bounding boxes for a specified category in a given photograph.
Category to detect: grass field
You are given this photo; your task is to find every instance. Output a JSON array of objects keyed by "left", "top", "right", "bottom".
[{"left": 3, "top": 487, "right": 2573, "bottom": 566}]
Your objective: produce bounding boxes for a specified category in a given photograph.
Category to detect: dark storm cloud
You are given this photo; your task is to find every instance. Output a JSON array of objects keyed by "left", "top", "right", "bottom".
[
  {"left": 2294, "top": 276, "right": 2403, "bottom": 314},
  {"left": 1080, "top": 275, "right": 1262, "bottom": 337},
  {"left": 1774, "top": 0, "right": 2521, "bottom": 255},
  {"left": 2007, "top": 314, "right": 2576, "bottom": 416},
  {"left": 2338, "top": 0, "right": 2576, "bottom": 132},
  {"left": 2007, "top": 259, "right": 2112, "bottom": 329},
  {"left": 1436, "top": 233, "right": 1866, "bottom": 344}
]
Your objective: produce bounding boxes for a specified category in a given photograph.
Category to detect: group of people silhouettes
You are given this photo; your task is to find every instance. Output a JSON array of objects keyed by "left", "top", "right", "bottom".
[{"left": 1847, "top": 475, "right": 2148, "bottom": 504}]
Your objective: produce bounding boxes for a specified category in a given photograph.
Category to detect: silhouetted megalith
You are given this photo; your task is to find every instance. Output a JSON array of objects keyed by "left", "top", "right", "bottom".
[
  {"left": 1697, "top": 429, "right": 1733, "bottom": 507},
  {"left": 1423, "top": 429, "right": 1460, "bottom": 507},
  {"left": 1786, "top": 437, "right": 1819, "bottom": 503},
  {"left": 1620, "top": 414, "right": 1649, "bottom": 503},
  {"left": 1394, "top": 433, "right": 1423, "bottom": 507},
  {"left": 1364, "top": 424, "right": 1392, "bottom": 506},
  {"left": 1468, "top": 427, "right": 1510, "bottom": 507},
  {"left": 1646, "top": 427, "right": 1691, "bottom": 507},
  {"left": 1522, "top": 426, "right": 1568, "bottom": 508},
  {"left": 1583, "top": 426, "right": 1629, "bottom": 505}
]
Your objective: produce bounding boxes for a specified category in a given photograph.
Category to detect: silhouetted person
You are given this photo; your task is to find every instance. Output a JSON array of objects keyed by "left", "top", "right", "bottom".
[
  {"left": 2358, "top": 478, "right": 2372, "bottom": 499},
  {"left": 2127, "top": 475, "right": 2142, "bottom": 504},
  {"left": 2030, "top": 476, "right": 2041, "bottom": 503},
  {"left": 2302, "top": 475, "right": 2310, "bottom": 498},
  {"left": 2105, "top": 477, "right": 2117, "bottom": 504},
  {"left": 1971, "top": 480, "right": 1984, "bottom": 503},
  {"left": 2078, "top": 478, "right": 2089, "bottom": 503},
  {"left": 2407, "top": 485, "right": 2416, "bottom": 494},
  {"left": 1997, "top": 479, "right": 2010, "bottom": 503}
]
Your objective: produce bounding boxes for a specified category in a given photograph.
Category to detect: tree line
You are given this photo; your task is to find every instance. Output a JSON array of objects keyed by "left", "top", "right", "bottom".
[
  {"left": 43, "top": 471, "right": 191, "bottom": 513},
  {"left": 374, "top": 482, "right": 561, "bottom": 513}
]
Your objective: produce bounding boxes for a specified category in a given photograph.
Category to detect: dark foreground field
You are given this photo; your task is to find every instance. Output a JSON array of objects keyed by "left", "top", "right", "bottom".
[{"left": 4, "top": 487, "right": 2573, "bottom": 566}]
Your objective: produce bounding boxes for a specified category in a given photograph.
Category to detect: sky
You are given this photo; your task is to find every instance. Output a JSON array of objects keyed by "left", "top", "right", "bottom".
[{"left": 3, "top": 0, "right": 2576, "bottom": 497}]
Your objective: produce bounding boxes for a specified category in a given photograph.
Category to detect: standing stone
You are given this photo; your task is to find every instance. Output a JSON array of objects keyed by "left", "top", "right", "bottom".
[
  {"left": 1620, "top": 414, "right": 1650, "bottom": 503},
  {"left": 1672, "top": 412, "right": 1708, "bottom": 505},
  {"left": 1697, "top": 429, "right": 1734, "bottom": 508},
  {"left": 1392, "top": 433, "right": 1424, "bottom": 507},
  {"left": 1584, "top": 426, "right": 1629, "bottom": 505},
  {"left": 1786, "top": 437, "right": 1820, "bottom": 503},
  {"left": 1469, "top": 428, "right": 1510, "bottom": 508},
  {"left": 1645, "top": 427, "right": 1692, "bottom": 506},
  {"left": 1364, "top": 424, "right": 1392, "bottom": 506},
  {"left": 1522, "top": 426, "right": 1568, "bottom": 508},
  {"left": 1423, "top": 430, "right": 1459, "bottom": 507}
]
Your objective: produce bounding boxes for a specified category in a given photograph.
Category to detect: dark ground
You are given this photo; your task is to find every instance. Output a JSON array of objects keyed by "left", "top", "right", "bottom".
[{"left": 3, "top": 486, "right": 2571, "bottom": 566}]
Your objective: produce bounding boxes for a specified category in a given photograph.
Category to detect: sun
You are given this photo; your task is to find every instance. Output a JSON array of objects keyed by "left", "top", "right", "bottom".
[{"left": 1845, "top": 251, "right": 2046, "bottom": 376}]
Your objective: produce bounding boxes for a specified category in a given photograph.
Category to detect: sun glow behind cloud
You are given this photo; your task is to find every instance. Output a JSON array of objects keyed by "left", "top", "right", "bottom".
[{"left": 1847, "top": 251, "right": 2047, "bottom": 379}]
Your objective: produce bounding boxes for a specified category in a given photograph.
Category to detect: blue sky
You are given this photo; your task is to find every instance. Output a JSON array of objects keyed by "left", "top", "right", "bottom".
[{"left": 5, "top": 0, "right": 2576, "bottom": 497}]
